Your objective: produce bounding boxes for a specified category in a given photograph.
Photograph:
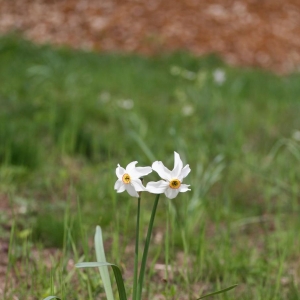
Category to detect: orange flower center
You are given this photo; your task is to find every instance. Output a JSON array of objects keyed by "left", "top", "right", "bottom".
[
  {"left": 169, "top": 179, "right": 181, "bottom": 189},
  {"left": 122, "top": 173, "right": 131, "bottom": 184}
]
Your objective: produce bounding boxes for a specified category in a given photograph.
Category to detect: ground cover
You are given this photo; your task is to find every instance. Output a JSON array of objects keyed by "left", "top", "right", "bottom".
[{"left": 0, "top": 35, "right": 300, "bottom": 299}]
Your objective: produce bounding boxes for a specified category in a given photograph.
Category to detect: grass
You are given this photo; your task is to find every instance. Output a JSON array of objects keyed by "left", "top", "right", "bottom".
[{"left": 0, "top": 34, "right": 300, "bottom": 299}]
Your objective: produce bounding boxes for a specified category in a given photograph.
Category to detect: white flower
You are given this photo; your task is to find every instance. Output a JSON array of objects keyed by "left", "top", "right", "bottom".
[
  {"left": 114, "top": 161, "right": 152, "bottom": 197},
  {"left": 117, "top": 99, "right": 134, "bottom": 110},
  {"left": 182, "top": 105, "right": 194, "bottom": 116},
  {"left": 213, "top": 68, "right": 226, "bottom": 85},
  {"left": 146, "top": 152, "right": 191, "bottom": 199}
]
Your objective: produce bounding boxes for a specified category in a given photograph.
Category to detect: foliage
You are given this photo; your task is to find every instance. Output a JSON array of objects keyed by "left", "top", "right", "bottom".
[{"left": 1, "top": 35, "right": 300, "bottom": 299}]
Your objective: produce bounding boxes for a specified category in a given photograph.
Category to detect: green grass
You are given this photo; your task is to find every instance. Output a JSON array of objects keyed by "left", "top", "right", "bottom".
[{"left": 1, "top": 34, "right": 300, "bottom": 299}]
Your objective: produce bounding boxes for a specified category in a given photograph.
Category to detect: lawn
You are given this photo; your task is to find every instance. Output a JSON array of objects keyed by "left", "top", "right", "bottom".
[{"left": 1, "top": 35, "right": 300, "bottom": 300}]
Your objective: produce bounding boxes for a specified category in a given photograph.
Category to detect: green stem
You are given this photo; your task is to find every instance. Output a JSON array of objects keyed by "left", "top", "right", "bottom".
[
  {"left": 137, "top": 194, "right": 160, "bottom": 300},
  {"left": 132, "top": 196, "right": 141, "bottom": 300},
  {"left": 165, "top": 200, "right": 170, "bottom": 283}
]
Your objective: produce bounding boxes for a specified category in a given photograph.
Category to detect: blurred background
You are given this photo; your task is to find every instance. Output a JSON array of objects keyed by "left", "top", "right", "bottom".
[
  {"left": 1, "top": 1, "right": 300, "bottom": 299},
  {"left": 1, "top": 0, "right": 300, "bottom": 73}
]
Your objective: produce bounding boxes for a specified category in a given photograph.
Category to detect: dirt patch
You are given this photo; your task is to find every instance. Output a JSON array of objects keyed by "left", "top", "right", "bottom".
[
  {"left": 0, "top": 239, "right": 9, "bottom": 297},
  {"left": 0, "top": 194, "right": 10, "bottom": 298},
  {"left": 1, "top": 0, "right": 300, "bottom": 73}
]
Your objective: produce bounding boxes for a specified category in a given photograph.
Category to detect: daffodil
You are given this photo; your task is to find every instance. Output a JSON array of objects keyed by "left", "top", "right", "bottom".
[
  {"left": 114, "top": 161, "right": 152, "bottom": 197},
  {"left": 146, "top": 151, "right": 191, "bottom": 199}
]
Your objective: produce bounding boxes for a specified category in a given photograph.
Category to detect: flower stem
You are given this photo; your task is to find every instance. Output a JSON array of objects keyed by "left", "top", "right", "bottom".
[
  {"left": 137, "top": 194, "right": 160, "bottom": 300},
  {"left": 132, "top": 196, "right": 141, "bottom": 300},
  {"left": 165, "top": 200, "right": 170, "bottom": 283}
]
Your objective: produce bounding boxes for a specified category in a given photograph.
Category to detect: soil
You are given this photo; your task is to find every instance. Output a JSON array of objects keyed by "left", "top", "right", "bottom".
[
  {"left": 0, "top": 194, "right": 10, "bottom": 297},
  {"left": 1, "top": 0, "right": 300, "bottom": 73}
]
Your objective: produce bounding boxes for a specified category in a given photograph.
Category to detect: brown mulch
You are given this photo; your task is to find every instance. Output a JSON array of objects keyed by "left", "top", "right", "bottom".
[{"left": 1, "top": 0, "right": 300, "bottom": 73}]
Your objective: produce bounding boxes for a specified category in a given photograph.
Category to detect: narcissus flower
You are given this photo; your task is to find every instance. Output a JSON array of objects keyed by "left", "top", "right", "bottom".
[
  {"left": 114, "top": 161, "right": 152, "bottom": 197},
  {"left": 146, "top": 152, "right": 191, "bottom": 199}
]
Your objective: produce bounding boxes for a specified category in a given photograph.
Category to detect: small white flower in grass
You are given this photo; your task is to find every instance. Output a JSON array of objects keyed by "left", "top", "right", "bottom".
[
  {"left": 114, "top": 161, "right": 152, "bottom": 197},
  {"left": 213, "top": 68, "right": 226, "bottom": 85},
  {"left": 146, "top": 152, "right": 191, "bottom": 199}
]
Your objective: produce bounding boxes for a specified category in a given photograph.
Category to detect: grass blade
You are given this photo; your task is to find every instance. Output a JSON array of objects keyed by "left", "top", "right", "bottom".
[
  {"left": 94, "top": 226, "right": 115, "bottom": 300},
  {"left": 43, "top": 297, "right": 61, "bottom": 300},
  {"left": 76, "top": 262, "right": 127, "bottom": 300},
  {"left": 197, "top": 284, "right": 238, "bottom": 299}
]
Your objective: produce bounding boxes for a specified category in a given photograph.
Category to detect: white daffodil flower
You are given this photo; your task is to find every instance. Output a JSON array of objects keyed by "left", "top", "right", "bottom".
[
  {"left": 114, "top": 161, "right": 152, "bottom": 197},
  {"left": 146, "top": 152, "right": 191, "bottom": 199}
]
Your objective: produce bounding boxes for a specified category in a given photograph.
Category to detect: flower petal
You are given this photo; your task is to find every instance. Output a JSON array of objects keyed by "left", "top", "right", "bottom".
[
  {"left": 152, "top": 161, "right": 172, "bottom": 181},
  {"left": 164, "top": 187, "right": 180, "bottom": 199},
  {"left": 131, "top": 179, "right": 146, "bottom": 192},
  {"left": 178, "top": 164, "right": 191, "bottom": 181},
  {"left": 171, "top": 151, "right": 183, "bottom": 178},
  {"left": 179, "top": 184, "right": 191, "bottom": 193},
  {"left": 125, "top": 161, "right": 138, "bottom": 172},
  {"left": 146, "top": 180, "right": 169, "bottom": 194},
  {"left": 114, "top": 180, "right": 126, "bottom": 193},
  {"left": 117, "top": 185, "right": 126, "bottom": 193},
  {"left": 116, "top": 164, "right": 126, "bottom": 179},
  {"left": 114, "top": 179, "right": 122, "bottom": 190},
  {"left": 130, "top": 166, "right": 152, "bottom": 179},
  {"left": 125, "top": 184, "right": 140, "bottom": 197}
]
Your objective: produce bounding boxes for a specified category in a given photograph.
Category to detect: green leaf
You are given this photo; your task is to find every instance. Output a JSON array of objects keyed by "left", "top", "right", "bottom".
[
  {"left": 95, "top": 226, "right": 115, "bottom": 300},
  {"left": 197, "top": 284, "right": 238, "bottom": 299},
  {"left": 43, "top": 297, "right": 61, "bottom": 300},
  {"left": 76, "top": 262, "right": 127, "bottom": 300}
]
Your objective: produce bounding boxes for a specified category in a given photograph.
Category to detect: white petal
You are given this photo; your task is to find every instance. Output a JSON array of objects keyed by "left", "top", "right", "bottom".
[
  {"left": 152, "top": 161, "right": 172, "bottom": 180},
  {"left": 164, "top": 187, "right": 180, "bottom": 199},
  {"left": 171, "top": 151, "right": 183, "bottom": 178},
  {"left": 114, "top": 180, "right": 126, "bottom": 193},
  {"left": 114, "top": 179, "right": 122, "bottom": 190},
  {"left": 125, "top": 184, "right": 140, "bottom": 197},
  {"left": 117, "top": 184, "right": 126, "bottom": 193},
  {"left": 146, "top": 180, "right": 169, "bottom": 194},
  {"left": 116, "top": 164, "right": 125, "bottom": 179},
  {"left": 179, "top": 184, "right": 191, "bottom": 193},
  {"left": 130, "top": 166, "right": 152, "bottom": 179},
  {"left": 178, "top": 164, "right": 191, "bottom": 181},
  {"left": 131, "top": 179, "right": 146, "bottom": 192},
  {"left": 126, "top": 161, "right": 138, "bottom": 172}
]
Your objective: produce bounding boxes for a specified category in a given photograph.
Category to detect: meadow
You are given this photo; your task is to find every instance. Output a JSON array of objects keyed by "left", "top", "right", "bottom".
[{"left": 1, "top": 35, "right": 300, "bottom": 299}]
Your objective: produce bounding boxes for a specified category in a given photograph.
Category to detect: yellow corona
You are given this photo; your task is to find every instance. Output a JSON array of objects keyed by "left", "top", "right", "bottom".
[
  {"left": 169, "top": 179, "right": 181, "bottom": 189},
  {"left": 122, "top": 173, "right": 131, "bottom": 184}
]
